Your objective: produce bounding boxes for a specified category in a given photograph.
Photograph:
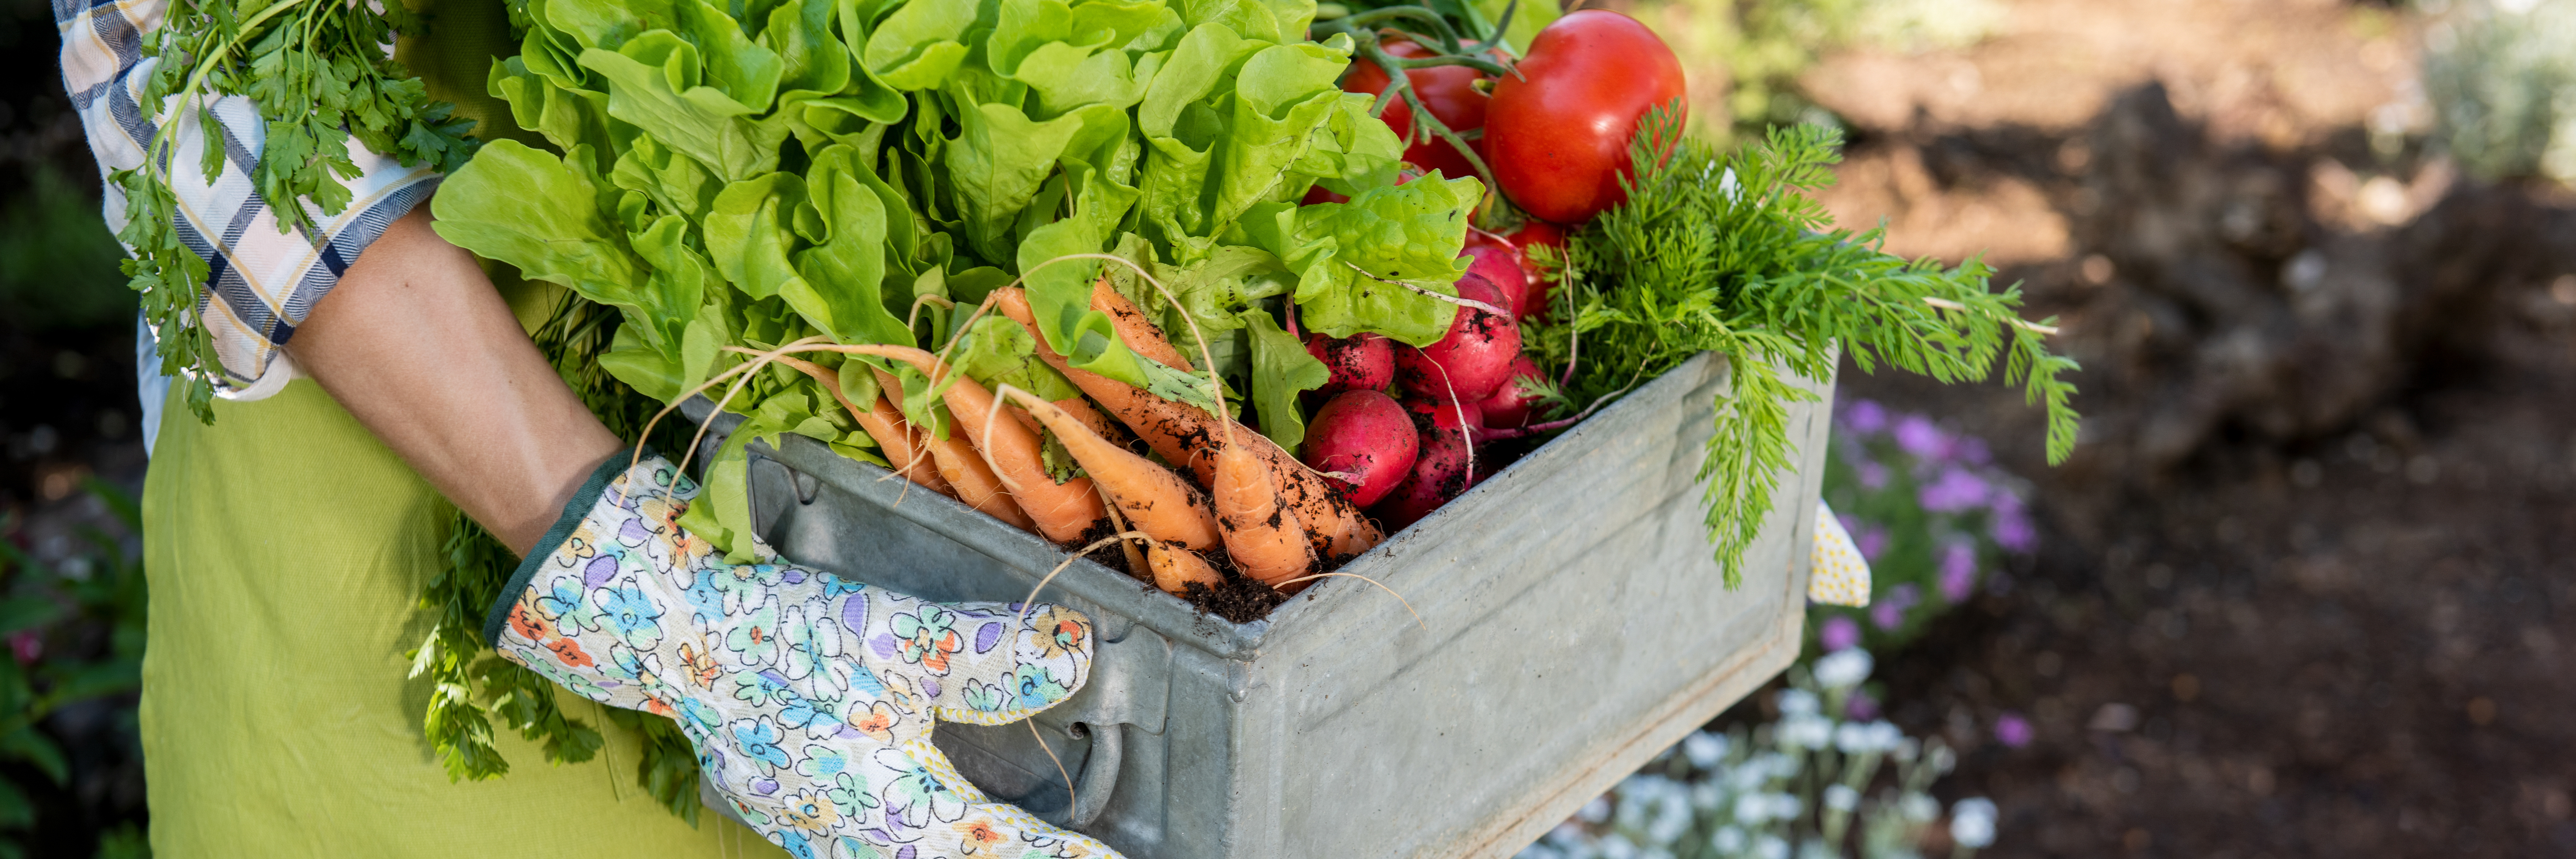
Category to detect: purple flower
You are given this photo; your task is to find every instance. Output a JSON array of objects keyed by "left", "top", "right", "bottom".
[
  {"left": 1917, "top": 466, "right": 1991, "bottom": 513},
  {"left": 1857, "top": 460, "right": 1889, "bottom": 490},
  {"left": 1993, "top": 712, "right": 2034, "bottom": 748},
  {"left": 1939, "top": 543, "right": 1979, "bottom": 602},
  {"left": 1845, "top": 689, "right": 1880, "bottom": 721},
  {"left": 1894, "top": 415, "right": 1949, "bottom": 460},
  {"left": 1993, "top": 512, "right": 2035, "bottom": 553},
  {"left": 1871, "top": 584, "right": 1919, "bottom": 630},
  {"left": 1856, "top": 526, "right": 1889, "bottom": 562},
  {"left": 1819, "top": 615, "right": 1861, "bottom": 651},
  {"left": 1844, "top": 399, "right": 1888, "bottom": 434},
  {"left": 1990, "top": 493, "right": 2037, "bottom": 553}
]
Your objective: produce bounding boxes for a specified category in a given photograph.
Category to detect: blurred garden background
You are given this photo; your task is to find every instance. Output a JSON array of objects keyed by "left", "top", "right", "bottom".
[{"left": 6, "top": 0, "right": 2576, "bottom": 855}]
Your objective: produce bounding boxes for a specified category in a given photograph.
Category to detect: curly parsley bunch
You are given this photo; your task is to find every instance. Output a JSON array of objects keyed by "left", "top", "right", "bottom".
[{"left": 111, "top": 0, "right": 477, "bottom": 421}]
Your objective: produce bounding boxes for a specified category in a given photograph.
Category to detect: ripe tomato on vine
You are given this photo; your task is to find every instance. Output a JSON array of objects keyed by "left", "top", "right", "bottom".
[{"left": 1483, "top": 10, "right": 1687, "bottom": 224}]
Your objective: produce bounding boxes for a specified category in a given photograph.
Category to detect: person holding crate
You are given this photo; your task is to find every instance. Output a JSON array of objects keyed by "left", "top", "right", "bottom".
[{"left": 55, "top": 0, "right": 1121, "bottom": 854}]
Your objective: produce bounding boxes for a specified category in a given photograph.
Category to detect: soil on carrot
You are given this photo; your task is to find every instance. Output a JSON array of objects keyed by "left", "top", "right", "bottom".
[
  {"left": 1181, "top": 573, "right": 1290, "bottom": 624},
  {"left": 1726, "top": 0, "right": 2576, "bottom": 854}
]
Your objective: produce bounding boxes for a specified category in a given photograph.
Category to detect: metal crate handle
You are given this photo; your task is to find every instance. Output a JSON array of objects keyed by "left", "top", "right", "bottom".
[{"left": 1058, "top": 722, "right": 1122, "bottom": 827}]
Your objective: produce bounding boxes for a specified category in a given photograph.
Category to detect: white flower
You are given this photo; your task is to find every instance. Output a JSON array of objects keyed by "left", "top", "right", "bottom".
[
  {"left": 1868, "top": 721, "right": 1905, "bottom": 751},
  {"left": 1754, "top": 833, "right": 1791, "bottom": 859},
  {"left": 1647, "top": 789, "right": 1694, "bottom": 846},
  {"left": 1781, "top": 713, "right": 1834, "bottom": 750},
  {"left": 1813, "top": 649, "right": 1874, "bottom": 689},
  {"left": 1776, "top": 688, "right": 1820, "bottom": 716},
  {"left": 1516, "top": 846, "right": 1564, "bottom": 859},
  {"left": 1950, "top": 797, "right": 1999, "bottom": 848},
  {"left": 1837, "top": 720, "right": 1904, "bottom": 754},
  {"left": 1733, "top": 793, "right": 1773, "bottom": 823},
  {"left": 1899, "top": 792, "right": 1941, "bottom": 823},
  {"left": 1577, "top": 796, "right": 1613, "bottom": 823},
  {"left": 1683, "top": 730, "right": 1730, "bottom": 768},
  {"left": 1691, "top": 781, "right": 1727, "bottom": 811},
  {"left": 1727, "top": 760, "right": 1770, "bottom": 792},
  {"left": 1823, "top": 783, "right": 1860, "bottom": 812},
  {"left": 1712, "top": 825, "right": 1747, "bottom": 854},
  {"left": 1600, "top": 833, "right": 1640, "bottom": 859},
  {"left": 1767, "top": 792, "right": 1805, "bottom": 820}
]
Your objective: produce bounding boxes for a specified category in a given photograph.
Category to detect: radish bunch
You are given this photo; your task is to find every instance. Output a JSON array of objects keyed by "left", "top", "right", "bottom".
[{"left": 1297, "top": 238, "right": 1558, "bottom": 530}]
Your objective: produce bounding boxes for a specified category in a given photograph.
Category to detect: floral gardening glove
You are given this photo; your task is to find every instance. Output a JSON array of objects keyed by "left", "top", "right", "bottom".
[{"left": 485, "top": 454, "right": 1123, "bottom": 859}]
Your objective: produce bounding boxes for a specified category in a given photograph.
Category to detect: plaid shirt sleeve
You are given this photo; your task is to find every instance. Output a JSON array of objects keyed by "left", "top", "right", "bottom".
[{"left": 58, "top": 0, "right": 443, "bottom": 398}]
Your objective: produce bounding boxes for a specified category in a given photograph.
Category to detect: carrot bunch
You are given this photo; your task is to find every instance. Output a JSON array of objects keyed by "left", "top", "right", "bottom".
[{"left": 741, "top": 277, "right": 1383, "bottom": 601}]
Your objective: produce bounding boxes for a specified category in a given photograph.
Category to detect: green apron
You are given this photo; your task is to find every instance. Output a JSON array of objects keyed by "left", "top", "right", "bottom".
[
  {"left": 142, "top": 382, "right": 781, "bottom": 856},
  {"left": 137, "top": 0, "right": 788, "bottom": 853}
]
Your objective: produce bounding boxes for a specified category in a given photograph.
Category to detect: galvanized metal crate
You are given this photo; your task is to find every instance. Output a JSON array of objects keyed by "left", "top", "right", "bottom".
[{"left": 686, "top": 350, "right": 1836, "bottom": 858}]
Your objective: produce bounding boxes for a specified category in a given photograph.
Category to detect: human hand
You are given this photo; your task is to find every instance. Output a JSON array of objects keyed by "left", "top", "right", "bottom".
[{"left": 489, "top": 454, "right": 1121, "bottom": 858}]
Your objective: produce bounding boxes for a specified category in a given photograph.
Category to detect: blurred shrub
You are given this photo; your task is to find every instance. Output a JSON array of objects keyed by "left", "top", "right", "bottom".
[
  {"left": 2422, "top": 0, "right": 2576, "bottom": 184},
  {"left": 1633, "top": 0, "right": 2003, "bottom": 144},
  {"left": 1515, "top": 649, "right": 1994, "bottom": 859},
  {"left": 0, "top": 480, "right": 149, "bottom": 859},
  {"left": 1811, "top": 400, "right": 2033, "bottom": 656},
  {"left": 0, "top": 165, "right": 133, "bottom": 331}
]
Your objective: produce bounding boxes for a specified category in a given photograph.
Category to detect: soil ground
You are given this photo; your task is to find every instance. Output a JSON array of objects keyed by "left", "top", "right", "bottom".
[{"left": 1776, "top": 0, "right": 2576, "bottom": 855}]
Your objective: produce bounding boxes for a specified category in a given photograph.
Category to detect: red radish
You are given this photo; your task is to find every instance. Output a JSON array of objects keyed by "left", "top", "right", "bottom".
[
  {"left": 1370, "top": 420, "right": 1478, "bottom": 530},
  {"left": 1299, "top": 390, "right": 1419, "bottom": 508},
  {"left": 1305, "top": 333, "right": 1395, "bottom": 398},
  {"left": 1402, "top": 393, "right": 1483, "bottom": 436},
  {"left": 1301, "top": 185, "right": 1348, "bottom": 206},
  {"left": 1395, "top": 273, "right": 1521, "bottom": 402},
  {"left": 1475, "top": 356, "right": 1548, "bottom": 430},
  {"left": 1507, "top": 220, "right": 1566, "bottom": 321},
  {"left": 1462, "top": 235, "right": 1530, "bottom": 319}
]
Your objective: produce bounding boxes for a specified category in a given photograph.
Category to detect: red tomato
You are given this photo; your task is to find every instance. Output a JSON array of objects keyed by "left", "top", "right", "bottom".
[
  {"left": 1483, "top": 11, "right": 1686, "bottom": 224},
  {"left": 1339, "top": 38, "right": 1492, "bottom": 182}
]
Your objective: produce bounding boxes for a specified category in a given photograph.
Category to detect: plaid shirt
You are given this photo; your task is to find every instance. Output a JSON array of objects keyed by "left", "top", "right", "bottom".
[{"left": 58, "top": 0, "right": 442, "bottom": 399}]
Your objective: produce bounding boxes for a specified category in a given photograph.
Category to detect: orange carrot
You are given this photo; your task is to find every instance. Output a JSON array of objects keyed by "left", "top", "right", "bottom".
[
  {"left": 870, "top": 367, "right": 1035, "bottom": 532},
  {"left": 866, "top": 392, "right": 956, "bottom": 497},
  {"left": 755, "top": 353, "right": 953, "bottom": 497},
  {"left": 1091, "top": 278, "right": 1194, "bottom": 370},
  {"left": 993, "top": 288, "right": 1384, "bottom": 561},
  {"left": 1212, "top": 444, "right": 1316, "bottom": 587},
  {"left": 848, "top": 350, "right": 1105, "bottom": 543},
  {"left": 997, "top": 386, "right": 1220, "bottom": 551},
  {"left": 1146, "top": 540, "right": 1224, "bottom": 596},
  {"left": 1055, "top": 396, "right": 1127, "bottom": 444}
]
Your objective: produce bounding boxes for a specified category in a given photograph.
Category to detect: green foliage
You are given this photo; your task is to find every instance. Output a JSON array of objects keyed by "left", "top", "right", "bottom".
[
  {"left": 112, "top": 0, "right": 478, "bottom": 423},
  {"left": 1525, "top": 108, "right": 2076, "bottom": 588},
  {"left": 0, "top": 165, "right": 134, "bottom": 332},
  {"left": 2423, "top": 0, "right": 2576, "bottom": 184},
  {"left": 432, "top": 0, "right": 1481, "bottom": 564},
  {"left": 0, "top": 481, "right": 150, "bottom": 857}
]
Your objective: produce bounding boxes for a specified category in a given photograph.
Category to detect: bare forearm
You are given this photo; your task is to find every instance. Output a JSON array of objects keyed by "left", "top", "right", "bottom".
[{"left": 291, "top": 204, "right": 623, "bottom": 557}]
